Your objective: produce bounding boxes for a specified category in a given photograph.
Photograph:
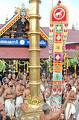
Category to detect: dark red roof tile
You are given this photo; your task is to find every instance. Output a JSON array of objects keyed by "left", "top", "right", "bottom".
[{"left": 0, "top": 47, "right": 49, "bottom": 59}]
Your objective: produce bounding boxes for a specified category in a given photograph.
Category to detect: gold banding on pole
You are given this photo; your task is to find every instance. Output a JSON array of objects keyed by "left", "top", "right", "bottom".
[
  {"left": 30, "top": 82, "right": 41, "bottom": 85},
  {"left": 29, "top": 66, "right": 41, "bottom": 68},
  {"left": 29, "top": 32, "right": 40, "bottom": 34},
  {"left": 29, "top": 49, "right": 40, "bottom": 51}
]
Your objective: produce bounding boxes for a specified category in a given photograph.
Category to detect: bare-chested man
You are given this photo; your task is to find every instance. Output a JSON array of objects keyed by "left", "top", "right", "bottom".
[
  {"left": 40, "top": 103, "right": 64, "bottom": 120},
  {"left": 11, "top": 73, "right": 16, "bottom": 86},
  {"left": 23, "top": 81, "right": 30, "bottom": 102},
  {"left": 4, "top": 81, "right": 15, "bottom": 117},
  {"left": 65, "top": 89, "right": 76, "bottom": 120},
  {"left": 15, "top": 79, "right": 25, "bottom": 117},
  {"left": 0, "top": 81, "right": 4, "bottom": 105}
]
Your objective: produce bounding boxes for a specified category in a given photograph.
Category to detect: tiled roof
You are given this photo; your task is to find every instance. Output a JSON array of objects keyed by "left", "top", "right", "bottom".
[
  {"left": 41, "top": 27, "right": 79, "bottom": 43},
  {"left": 66, "top": 50, "right": 79, "bottom": 58},
  {"left": 68, "top": 29, "right": 79, "bottom": 43},
  {"left": 0, "top": 47, "right": 49, "bottom": 59}
]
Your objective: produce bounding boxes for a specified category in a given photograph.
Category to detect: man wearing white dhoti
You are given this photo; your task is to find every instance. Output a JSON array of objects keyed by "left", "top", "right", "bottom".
[
  {"left": 4, "top": 81, "right": 15, "bottom": 117},
  {"left": 15, "top": 79, "right": 24, "bottom": 117},
  {"left": 65, "top": 89, "right": 76, "bottom": 120},
  {"left": 65, "top": 102, "right": 76, "bottom": 120},
  {"left": 5, "top": 99, "right": 15, "bottom": 117}
]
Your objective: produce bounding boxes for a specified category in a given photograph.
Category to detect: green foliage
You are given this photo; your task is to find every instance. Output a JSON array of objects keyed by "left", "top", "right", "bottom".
[
  {"left": 70, "top": 58, "right": 78, "bottom": 66},
  {"left": 0, "top": 60, "right": 6, "bottom": 73},
  {"left": 64, "top": 58, "right": 78, "bottom": 67}
]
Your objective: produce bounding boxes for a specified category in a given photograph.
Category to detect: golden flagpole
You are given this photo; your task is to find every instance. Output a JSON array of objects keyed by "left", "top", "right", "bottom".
[{"left": 21, "top": 0, "right": 42, "bottom": 119}]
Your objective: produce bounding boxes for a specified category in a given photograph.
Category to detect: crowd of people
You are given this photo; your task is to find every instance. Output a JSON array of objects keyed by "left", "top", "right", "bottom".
[
  {"left": 0, "top": 72, "right": 79, "bottom": 120},
  {"left": 0, "top": 72, "right": 30, "bottom": 120},
  {"left": 40, "top": 74, "right": 79, "bottom": 120}
]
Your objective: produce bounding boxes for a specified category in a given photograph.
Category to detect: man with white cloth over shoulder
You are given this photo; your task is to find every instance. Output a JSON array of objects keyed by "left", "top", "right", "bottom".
[{"left": 65, "top": 87, "right": 76, "bottom": 120}]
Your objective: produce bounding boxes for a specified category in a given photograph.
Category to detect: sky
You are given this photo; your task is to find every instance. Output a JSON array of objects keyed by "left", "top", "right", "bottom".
[{"left": 0, "top": 0, "right": 79, "bottom": 29}]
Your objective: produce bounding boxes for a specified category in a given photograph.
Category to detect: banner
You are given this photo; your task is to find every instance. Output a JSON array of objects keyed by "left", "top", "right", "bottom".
[{"left": 49, "top": 0, "right": 68, "bottom": 111}]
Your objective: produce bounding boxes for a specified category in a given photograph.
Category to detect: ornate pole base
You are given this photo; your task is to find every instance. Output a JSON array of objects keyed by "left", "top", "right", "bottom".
[{"left": 21, "top": 102, "right": 43, "bottom": 120}]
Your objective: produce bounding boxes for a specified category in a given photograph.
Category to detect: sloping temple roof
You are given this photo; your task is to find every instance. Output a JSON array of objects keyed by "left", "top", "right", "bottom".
[{"left": 0, "top": 10, "right": 48, "bottom": 41}]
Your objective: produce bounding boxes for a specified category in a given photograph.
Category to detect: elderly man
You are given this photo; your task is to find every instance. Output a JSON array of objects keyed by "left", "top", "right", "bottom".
[
  {"left": 40, "top": 103, "right": 64, "bottom": 120},
  {"left": 40, "top": 90, "right": 73, "bottom": 120}
]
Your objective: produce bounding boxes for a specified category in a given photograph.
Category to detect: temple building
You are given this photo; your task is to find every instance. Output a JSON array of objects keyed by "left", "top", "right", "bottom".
[{"left": 0, "top": 2, "right": 79, "bottom": 74}]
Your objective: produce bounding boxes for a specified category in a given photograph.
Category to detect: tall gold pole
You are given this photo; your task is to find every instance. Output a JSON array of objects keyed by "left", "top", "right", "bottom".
[
  {"left": 21, "top": 0, "right": 42, "bottom": 119},
  {"left": 29, "top": 0, "right": 41, "bottom": 98}
]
